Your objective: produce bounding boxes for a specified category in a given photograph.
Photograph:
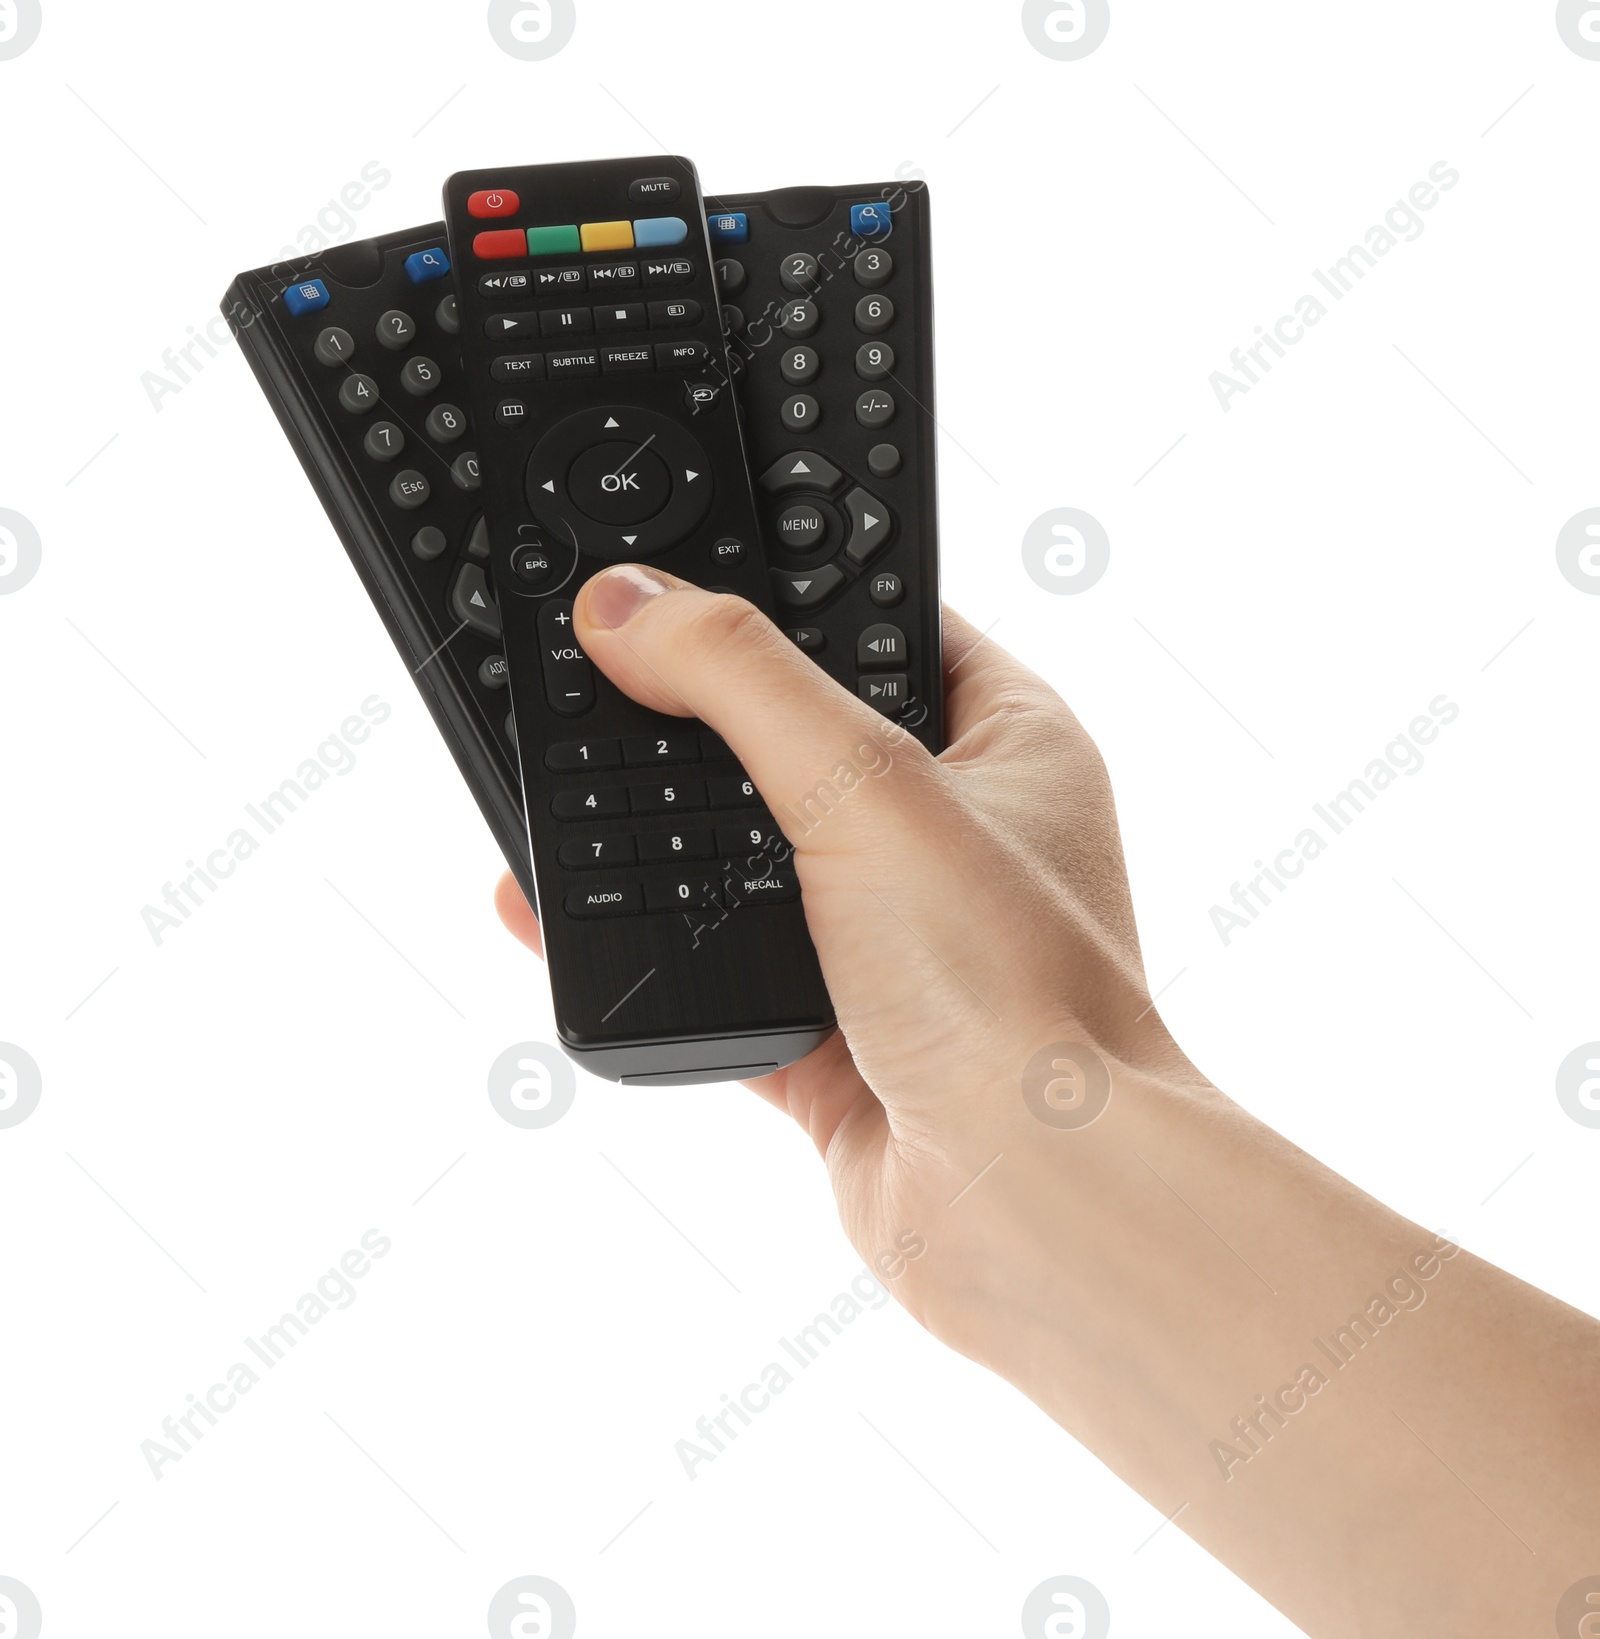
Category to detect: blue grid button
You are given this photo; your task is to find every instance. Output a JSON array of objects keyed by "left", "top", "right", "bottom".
[
  {"left": 281, "top": 279, "right": 330, "bottom": 317},
  {"left": 706, "top": 211, "right": 749, "bottom": 245},
  {"left": 405, "top": 247, "right": 451, "bottom": 284},
  {"left": 849, "top": 202, "right": 892, "bottom": 239}
]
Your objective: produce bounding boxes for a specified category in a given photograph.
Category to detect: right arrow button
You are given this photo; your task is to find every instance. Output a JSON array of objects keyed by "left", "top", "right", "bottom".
[{"left": 843, "top": 487, "right": 893, "bottom": 566}]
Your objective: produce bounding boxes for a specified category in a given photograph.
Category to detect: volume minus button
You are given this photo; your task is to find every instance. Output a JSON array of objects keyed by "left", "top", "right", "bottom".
[{"left": 538, "top": 599, "right": 595, "bottom": 717}]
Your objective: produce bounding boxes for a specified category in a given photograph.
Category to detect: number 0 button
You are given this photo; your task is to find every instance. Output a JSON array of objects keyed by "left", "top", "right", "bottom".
[{"left": 781, "top": 394, "right": 820, "bottom": 431}]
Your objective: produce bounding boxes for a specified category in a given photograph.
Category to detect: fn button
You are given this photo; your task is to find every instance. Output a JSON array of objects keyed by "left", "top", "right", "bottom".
[{"left": 539, "top": 599, "right": 594, "bottom": 716}]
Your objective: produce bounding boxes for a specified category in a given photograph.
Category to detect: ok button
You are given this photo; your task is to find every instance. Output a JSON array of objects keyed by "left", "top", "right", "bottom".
[{"left": 567, "top": 441, "right": 673, "bottom": 525}]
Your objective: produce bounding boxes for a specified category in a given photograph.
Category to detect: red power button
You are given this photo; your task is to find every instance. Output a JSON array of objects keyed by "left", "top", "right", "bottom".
[{"left": 468, "top": 189, "right": 520, "bottom": 219}]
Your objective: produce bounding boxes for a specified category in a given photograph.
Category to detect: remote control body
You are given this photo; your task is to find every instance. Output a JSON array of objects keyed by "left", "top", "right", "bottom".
[
  {"left": 224, "top": 172, "right": 939, "bottom": 1082},
  {"left": 439, "top": 155, "right": 834, "bottom": 1082}
]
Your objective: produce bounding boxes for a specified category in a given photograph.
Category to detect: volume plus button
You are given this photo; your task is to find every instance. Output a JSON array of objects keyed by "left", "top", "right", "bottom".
[{"left": 538, "top": 599, "right": 595, "bottom": 716}]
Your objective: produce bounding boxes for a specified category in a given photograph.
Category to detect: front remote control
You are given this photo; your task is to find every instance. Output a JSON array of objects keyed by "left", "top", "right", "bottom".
[
  {"left": 441, "top": 155, "right": 830, "bottom": 1082},
  {"left": 225, "top": 176, "right": 940, "bottom": 1081}
]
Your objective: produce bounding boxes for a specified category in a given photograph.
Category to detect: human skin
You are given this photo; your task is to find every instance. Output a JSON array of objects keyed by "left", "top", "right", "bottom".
[{"left": 494, "top": 564, "right": 1600, "bottom": 1638}]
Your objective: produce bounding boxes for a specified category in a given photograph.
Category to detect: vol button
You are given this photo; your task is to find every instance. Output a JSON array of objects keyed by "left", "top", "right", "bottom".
[{"left": 539, "top": 599, "right": 595, "bottom": 716}]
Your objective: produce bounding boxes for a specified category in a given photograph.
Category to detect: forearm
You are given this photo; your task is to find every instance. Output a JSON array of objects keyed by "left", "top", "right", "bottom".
[{"left": 926, "top": 1060, "right": 1599, "bottom": 1637}]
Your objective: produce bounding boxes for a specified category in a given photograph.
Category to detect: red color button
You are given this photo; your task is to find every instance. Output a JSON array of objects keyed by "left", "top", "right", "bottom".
[
  {"left": 473, "top": 228, "right": 527, "bottom": 260},
  {"left": 468, "top": 188, "right": 520, "bottom": 219}
]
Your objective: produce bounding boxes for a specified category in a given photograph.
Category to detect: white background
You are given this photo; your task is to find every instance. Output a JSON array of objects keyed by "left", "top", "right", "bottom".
[{"left": 2, "top": 2, "right": 1597, "bottom": 1634}]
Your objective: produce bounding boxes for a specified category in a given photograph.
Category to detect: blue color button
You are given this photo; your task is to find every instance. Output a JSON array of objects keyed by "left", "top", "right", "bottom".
[
  {"left": 706, "top": 211, "right": 748, "bottom": 245},
  {"left": 633, "top": 215, "right": 689, "bottom": 248},
  {"left": 850, "top": 202, "right": 892, "bottom": 240},
  {"left": 405, "top": 247, "right": 451, "bottom": 284},
  {"left": 282, "top": 279, "right": 330, "bottom": 317}
]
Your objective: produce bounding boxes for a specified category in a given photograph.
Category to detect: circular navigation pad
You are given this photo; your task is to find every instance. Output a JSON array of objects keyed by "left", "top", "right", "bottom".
[
  {"left": 525, "top": 407, "right": 714, "bottom": 561},
  {"left": 567, "top": 442, "right": 672, "bottom": 525}
]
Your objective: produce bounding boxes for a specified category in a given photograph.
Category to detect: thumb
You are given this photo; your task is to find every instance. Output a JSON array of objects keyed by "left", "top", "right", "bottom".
[{"left": 573, "top": 564, "right": 933, "bottom": 852}]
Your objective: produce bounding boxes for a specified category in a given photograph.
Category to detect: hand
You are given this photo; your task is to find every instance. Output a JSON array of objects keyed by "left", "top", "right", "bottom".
[
  {"left": 494, "top": 564, "right": 1197, "bottom": 1368},
  {"left": 495, "top": 566, "right": 1599, "bottom": 1637}
]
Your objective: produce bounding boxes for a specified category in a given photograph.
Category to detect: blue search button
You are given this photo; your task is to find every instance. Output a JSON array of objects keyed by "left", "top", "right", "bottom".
[
  {"left": 850, "top": 202, "right": 892, "bottom": 240},
  {"left": 405, "top": 247, "right": 451, "bottom": 284},
  {"left": 282, "top": 279, "right": 330, "bottom": 317}
]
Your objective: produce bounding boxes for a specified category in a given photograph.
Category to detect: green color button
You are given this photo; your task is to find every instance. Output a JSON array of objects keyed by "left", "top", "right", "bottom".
[{"left": 526, "top": 224, "right": 581, "bottom": 256}]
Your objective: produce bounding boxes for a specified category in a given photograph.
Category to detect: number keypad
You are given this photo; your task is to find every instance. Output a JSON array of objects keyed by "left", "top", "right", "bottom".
[{"left": 537, "top": 722, "right": 789, "bottom": 918}]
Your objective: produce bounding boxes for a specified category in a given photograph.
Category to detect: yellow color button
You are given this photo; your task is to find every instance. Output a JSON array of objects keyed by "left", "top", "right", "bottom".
[{"left": 581, "top": 220, "right": 635, "bottom": 252}]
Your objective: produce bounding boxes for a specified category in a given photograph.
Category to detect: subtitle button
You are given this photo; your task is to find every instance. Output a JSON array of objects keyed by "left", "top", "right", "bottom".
[{"left": 538, "top": 599, "right": 594, "bottom": 716}]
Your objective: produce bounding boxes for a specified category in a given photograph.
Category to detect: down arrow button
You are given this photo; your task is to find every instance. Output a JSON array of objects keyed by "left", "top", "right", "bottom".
[{"left": 770, "top": 563, "right": 844, "bottom": 610}]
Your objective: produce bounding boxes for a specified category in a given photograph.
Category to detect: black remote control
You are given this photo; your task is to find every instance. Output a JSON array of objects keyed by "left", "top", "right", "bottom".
[
  {"left": 438, "top": 155, "right": 833, "bottom": 1083},
  {"left": 223, "top": 171, "right": 939, "bottom": 1081}
]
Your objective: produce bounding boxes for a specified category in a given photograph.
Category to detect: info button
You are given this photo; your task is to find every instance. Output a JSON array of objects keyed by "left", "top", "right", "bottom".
[{"left": 468, "top": 189, "right": 521, "bottom": 218}]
